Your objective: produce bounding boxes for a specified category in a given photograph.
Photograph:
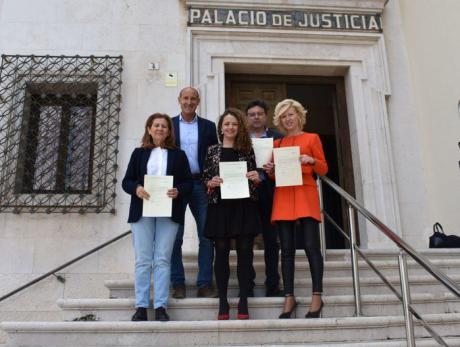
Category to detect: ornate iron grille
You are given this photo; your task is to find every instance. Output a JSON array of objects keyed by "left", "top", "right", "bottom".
[{"left": 0, "top": 55, "right": 123, "bottom": 214}]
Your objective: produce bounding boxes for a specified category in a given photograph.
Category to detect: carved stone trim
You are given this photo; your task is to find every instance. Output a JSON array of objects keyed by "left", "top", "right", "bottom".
[{"left": 183, "top": 0, "right": 388, "bottom": 14}]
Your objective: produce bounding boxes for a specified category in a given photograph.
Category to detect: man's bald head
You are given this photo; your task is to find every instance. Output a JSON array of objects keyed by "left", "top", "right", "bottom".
[
  {"left": 178, "top": 87, "right": 200, "bottom": 99},
  {"left": 178, "top": 87, "right": 200, "bottom": 121}
]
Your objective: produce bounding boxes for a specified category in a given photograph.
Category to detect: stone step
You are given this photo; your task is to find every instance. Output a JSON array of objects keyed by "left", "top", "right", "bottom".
[
  {"left": 2, "top": 313, "right": 460, "bottom": 346},
  {"left": 214, "top": 337, "right": 460, "bottom": 347},
  {"left": 178, "top": 258, "right": 460, "bottom": 280},
  {"left": 192, "top": 249, "right": 460, "bottom": 263},
  {"left": 105, "top": 274, "right": 460, "bottom": 298},
  {"left": 7, "top": 338, "right": 460, "bottom": 347},
  {"left": 56, "top": 293, "right": 460, "bottom": 322}
]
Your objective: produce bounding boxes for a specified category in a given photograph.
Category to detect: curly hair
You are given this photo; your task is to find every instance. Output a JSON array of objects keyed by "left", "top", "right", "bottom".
[
  {"left": 273, "top": 99, "right": 307, "bottom": 133},
  {"left": 141, "top": 113, "right": 176, "bottom": 149},
  {"left": 217, "top": 108, "right": 252, "bottom": 154}
]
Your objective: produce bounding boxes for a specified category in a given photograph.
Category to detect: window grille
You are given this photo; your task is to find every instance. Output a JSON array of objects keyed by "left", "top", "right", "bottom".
[{"left": 0, "top": 55, "right": 123, "bottom": 214}]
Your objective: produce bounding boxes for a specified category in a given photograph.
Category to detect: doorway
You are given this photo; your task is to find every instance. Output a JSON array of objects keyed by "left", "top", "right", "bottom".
[{"left": 226, "top": 74, "right": 356, "bottom": 249}]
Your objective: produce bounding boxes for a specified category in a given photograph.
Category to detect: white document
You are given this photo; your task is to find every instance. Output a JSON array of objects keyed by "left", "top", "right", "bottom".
[
  {"left": 273, "top": 146, "right": 303, "bottom": 187},
  {"left": 219, "top": 161, "right": 250, "bottom": 199},
  {"left": 252, "top": 137, "right": 274, "bottom": 168},
  {"left": 142, "top": 175, "right": 173, "bottom": 217}
]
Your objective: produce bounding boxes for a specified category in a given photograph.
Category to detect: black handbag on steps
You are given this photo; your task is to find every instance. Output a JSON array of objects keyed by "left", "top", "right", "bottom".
[{"left": 429, "top": 222, "right": 460, "bottom": 248}]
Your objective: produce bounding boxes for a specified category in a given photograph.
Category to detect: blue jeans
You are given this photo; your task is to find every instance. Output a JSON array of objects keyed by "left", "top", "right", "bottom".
[
  {"left": 131, "top": 217, "right": 179, "bottom": 309},
  {"left": 171, "top": 180, "right": 214, "bottom": 288}
]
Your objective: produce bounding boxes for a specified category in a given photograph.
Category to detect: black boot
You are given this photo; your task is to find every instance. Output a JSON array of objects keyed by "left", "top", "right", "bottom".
[
  {"left": 155, "top": 307, "right": 170, "bottom": 322},
  {"left": 131, "top": 307, "right": 147, "bottom": 321}
]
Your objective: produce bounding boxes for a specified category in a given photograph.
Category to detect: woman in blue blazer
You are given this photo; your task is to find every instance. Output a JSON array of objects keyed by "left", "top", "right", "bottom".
[{"left": 122, "top": 113, "right": 192, "bottom": 322}]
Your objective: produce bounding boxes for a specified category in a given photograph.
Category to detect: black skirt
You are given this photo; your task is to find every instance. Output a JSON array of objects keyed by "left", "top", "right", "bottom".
[
  {"left": 204, "top": 198, "right": 261, "bottom": 239},
  {"left": 203, "top": 147, "right": 262, "bottom": 239}
]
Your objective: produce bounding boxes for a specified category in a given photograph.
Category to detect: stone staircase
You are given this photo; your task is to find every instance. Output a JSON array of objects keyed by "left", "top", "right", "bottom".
[{"left": 1, "top": 249, "right": 460, "bottom": 346}]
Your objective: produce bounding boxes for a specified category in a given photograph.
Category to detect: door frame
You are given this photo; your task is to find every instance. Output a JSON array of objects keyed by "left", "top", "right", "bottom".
[
  {"left": 188, "top": 27, "right": 402, "bottom": 248},
  {"left": 226, "top": 73, "right": 357, "bottom": 245}
]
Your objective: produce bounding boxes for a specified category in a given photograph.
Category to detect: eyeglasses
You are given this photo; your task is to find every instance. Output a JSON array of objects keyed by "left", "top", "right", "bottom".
[{"left": 247, "top": 112, "right": 266, "bottom": 117}]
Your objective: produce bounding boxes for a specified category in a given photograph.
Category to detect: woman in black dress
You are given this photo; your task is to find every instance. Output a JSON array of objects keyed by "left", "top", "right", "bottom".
[{"left": 202, "top": 108, "right": 262, "bottom": 320}]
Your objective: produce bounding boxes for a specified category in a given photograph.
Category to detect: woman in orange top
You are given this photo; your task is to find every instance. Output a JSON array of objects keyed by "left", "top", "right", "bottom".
[{"left": 264, "top": 99, "right": 328, "bottom": 319}]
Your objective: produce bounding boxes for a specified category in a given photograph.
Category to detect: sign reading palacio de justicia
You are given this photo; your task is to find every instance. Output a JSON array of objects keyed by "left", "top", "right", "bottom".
[{"left": 188, "top": 8, "right": 383, "bottom": 33}]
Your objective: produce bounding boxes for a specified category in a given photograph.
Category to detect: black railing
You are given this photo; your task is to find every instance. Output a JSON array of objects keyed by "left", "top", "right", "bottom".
[{"left": 0, "top": 230, "right": 131, "bottom": 303}]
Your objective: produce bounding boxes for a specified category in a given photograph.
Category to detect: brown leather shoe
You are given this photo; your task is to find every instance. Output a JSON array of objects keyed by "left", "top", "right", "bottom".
[
  {"left": 172, "top": 286, "right": 186, "bottom": 299},
  {"left": 196, "top": 285, "right": 217, "bottom": 298}
]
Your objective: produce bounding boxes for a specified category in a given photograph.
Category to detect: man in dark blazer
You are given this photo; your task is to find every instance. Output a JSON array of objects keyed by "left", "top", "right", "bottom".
[
  {"left": 170, "top": 87, "right": 218, "bottom": 298},
  {"left": 246, "top": 99, "right": 284, "bottom": 297}
]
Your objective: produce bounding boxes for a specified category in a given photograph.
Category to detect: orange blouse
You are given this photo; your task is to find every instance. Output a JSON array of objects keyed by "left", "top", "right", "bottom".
[{"left": 271, "top": 133, "right": 328, "bottom": 223}]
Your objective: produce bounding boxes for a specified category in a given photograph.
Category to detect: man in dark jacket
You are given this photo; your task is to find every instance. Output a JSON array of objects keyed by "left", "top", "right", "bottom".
[
  {"left": 170, "top": 87, "right": 218, "bottom": 298},
  {"left": 246, "top": 100, "right": 283, "bottom": 296}
]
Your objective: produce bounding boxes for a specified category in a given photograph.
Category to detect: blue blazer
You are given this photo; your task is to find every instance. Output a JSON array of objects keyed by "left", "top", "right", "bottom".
[
  {"left": 172, "top": 115, "right": 218, "bottom": 173},
  {"left": 122, "top": 147, "right": 193, "bottom": 225}
]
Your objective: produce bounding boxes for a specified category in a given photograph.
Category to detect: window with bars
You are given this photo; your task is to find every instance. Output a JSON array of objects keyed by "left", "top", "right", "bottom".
[
  {"left": 0, "top": 55, "right": 123, "bottom": 214},
  {"left": 16, "top": 83, "right": 97, "bottom": 194}
]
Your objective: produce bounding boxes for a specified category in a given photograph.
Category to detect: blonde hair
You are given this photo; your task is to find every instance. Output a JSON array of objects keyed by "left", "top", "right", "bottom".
[{"left": 273, "top": 99, "right": 307, "bottom": 133}]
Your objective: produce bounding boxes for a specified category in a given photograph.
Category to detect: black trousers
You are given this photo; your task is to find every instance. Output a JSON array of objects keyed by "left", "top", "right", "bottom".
[
  {"left": 249, "top": 180, "right": 280, "bottom": 289},
  {"left": 277, "top": 217, "right": 323, "bottom": 295},
  {"left": 214, "top": 235, "right": 255, "bottom": 300}
]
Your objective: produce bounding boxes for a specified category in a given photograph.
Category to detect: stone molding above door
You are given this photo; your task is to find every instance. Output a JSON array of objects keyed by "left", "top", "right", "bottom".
[{"left": 183, "top": 0, "right": 388, "bottom": 14}]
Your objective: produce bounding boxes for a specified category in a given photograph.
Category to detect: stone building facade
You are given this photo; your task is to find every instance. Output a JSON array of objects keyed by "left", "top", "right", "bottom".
[{"left": 0, "top": 0, "right": 459, "bottom": 338}]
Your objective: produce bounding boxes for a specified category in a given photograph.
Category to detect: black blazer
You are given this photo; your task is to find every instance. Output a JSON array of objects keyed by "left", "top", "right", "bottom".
[
  {"left": 172, "top": 115, "right": 218, "bottom": 173},
  {"left": 122, "top": 147, "right": 193, "bottom": 225},
  {"left": 266, "top": 128, "right": 284, "bottom": 141},
  {"left": 257, "top": 128, "right": 284, "bottom": 213}
]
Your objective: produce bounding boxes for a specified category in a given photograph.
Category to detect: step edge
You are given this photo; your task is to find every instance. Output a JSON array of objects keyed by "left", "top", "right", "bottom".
[{"left": 3, "top": 313, "right": 460, "bottom": 332}]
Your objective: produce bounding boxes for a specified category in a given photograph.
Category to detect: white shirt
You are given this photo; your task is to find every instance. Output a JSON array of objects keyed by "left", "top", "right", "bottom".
[{"left": 146, "top": 147, "right": 168, "bottom": 176}]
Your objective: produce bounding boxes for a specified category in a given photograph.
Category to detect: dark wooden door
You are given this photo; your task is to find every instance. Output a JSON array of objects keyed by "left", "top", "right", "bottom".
[
  {"left": 226, "top": 81, "right": 285, "bottom": 128},
  {"left": 226, "top": 74, "right": 356, "bottom": 249}
]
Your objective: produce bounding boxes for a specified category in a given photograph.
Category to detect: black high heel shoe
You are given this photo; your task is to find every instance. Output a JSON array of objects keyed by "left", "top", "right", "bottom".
[
  {"left": 305, "top": 296, "right": 324, "bottom": 319},
  {"left": 278, "top": 295, "right": 297, "bottom": 319}
]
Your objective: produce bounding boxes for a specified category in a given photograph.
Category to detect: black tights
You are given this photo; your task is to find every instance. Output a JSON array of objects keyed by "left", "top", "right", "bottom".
[
  {"left": 214, "top": 235, "right": 254, "bottom": 313},
  {"left": 277, "top": 218, "right": 323, "bottom": 295}
]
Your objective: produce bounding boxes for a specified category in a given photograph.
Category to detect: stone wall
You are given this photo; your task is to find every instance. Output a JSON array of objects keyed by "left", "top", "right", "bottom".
[
  {"left": 0, "top": 1, "right": 196, "bottom": 338},
  {"left": 1, "top": 1, "right": 459, "bottom": 340},
  {"left": 399, "top": 0, "right": 460, "bottom": 236}
]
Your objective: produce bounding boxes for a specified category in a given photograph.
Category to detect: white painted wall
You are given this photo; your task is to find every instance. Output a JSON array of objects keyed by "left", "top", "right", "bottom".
[
  {"left": 399, "top": 0, "right": 460, "bottom": 237},
  {"left": 380, "top": 0, "right": 432, "bottom": 247}
]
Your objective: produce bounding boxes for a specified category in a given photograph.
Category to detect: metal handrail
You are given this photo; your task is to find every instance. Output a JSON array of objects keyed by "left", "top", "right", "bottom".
[
  {"left": 0, "top": 230, "right": 132, "bottom": 303},
  {"left": 319, "top": 176, "right": 460, "bottom": 297},
  {"left": 317, "top": 175, "right": 460, "bottom": 347},
  {"left": 325, "top": 209, "right": 449, "bottom": 345}
]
